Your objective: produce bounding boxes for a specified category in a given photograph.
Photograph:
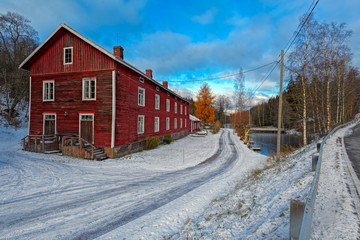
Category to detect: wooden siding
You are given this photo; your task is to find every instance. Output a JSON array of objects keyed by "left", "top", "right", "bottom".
[
  {"left": 29, "top": 71, "right": 113, "bottom": 147},
  {"left": 114, "top": 63, "right": 190, "bottom": 146},
  {"left": 31, "top": 31, "right": 114, "bottom": 75}
]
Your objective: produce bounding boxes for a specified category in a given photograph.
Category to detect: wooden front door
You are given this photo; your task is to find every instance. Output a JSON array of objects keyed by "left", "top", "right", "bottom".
[
  {"left": 80, "top": 114, "right": 93, "bottom": 144},
  {"left": 44, "top": 114, "right": 56, "bottom": 135}
]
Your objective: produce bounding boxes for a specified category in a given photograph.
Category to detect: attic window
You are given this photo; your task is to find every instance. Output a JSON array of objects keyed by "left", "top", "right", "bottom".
[
  {"left": 139, "top": 77, "right": 144, "bottom": 83},
  {"left": 167, "top": 92, "right": 170, "bottom": 96},
  {"left": 64, "top": 47, "right": 73, "bottom": 65},
  {"left": 156, "top": 86, "right": 159, "bottom": 91}
]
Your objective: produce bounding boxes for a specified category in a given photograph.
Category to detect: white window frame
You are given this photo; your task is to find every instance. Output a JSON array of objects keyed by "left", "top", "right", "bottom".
[
  {"left": 174, "top": 118, "right": 177, "bottom": 129},
  {"left": 166, "top": 117, "right": 170, "bottom": 130},
  {"left": 155, "top": 94, "right": 160, "bottom": 110},
  {"left": 63, "top": 47, "right": 73, "bottom": 65},
  {"left": 166, "top": 99, "right": 170, "bottom": 112},
  {"left": 180, "top": 105, "right": 183, "bottom": 114},
  {"left": 174, "top": 102, "right": 177, "bottom": 114},
  {"left": 154, "top": 117, "right": 159, "bottom": 132},
  {"left": 43, "top": 80, "right": 55, "bottom": 102},
  {"left": 43, "top": 113, "right": 57, "bottom": 135},
  {"left": 138, "top": 87, "right": 145, "bottom": 106},
  {"left": 180, "top": 118, "right": 183, "bottom": 128},
  {"left": 82, "top": 78, "right": 96, "bottom": 101},
  {"left": 138, "top": 115, "right": 145, "bottom": 134}
]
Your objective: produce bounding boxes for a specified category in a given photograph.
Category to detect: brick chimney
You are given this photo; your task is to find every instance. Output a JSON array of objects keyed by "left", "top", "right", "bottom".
[
  {"left": 113, "top": 46, "right": 124, "bottom": 60},
  {"left": 163, "top": 81, "right": 168, "bottom": 88},
  {"left": 145, "top": 69, "right": 153, "bottom": 78}
]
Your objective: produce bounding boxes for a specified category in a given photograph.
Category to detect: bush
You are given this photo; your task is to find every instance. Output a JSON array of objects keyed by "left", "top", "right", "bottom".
[
  {"left": 144, "top": 137, "right": 160, "bottom": 150},
  {"left": 163, "top": 134, "right": 173, "bottom": 144},
  {"left": 212, "top": 120, "right": 221, "bottom": 133}
]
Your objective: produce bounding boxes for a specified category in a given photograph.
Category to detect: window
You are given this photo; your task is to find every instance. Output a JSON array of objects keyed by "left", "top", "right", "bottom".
[
  {"left": 166, "top": 99, "right": 170, "bottom": 112},
  {"left": 82, "top": 78, "right": 96, "bottom": 100},
  {"left": 167, "top": 92, "right": 170, "bottom": 96},
  {"left": 185, "top": 119, "right": 187, "bottom": 127},
  {"left": 138, "top": 87, "right": 145, "bottom": 106},
  {"left": 43, "top": 80, "right": 54, "bottom": 101},
  {"left": 155, "top": 94, "right": 160, "bottom": 110},
  {"left": 81, "top": 114, "right": 93, "bottom": 121},
  {"left": 174, "top": 118, "right": 177, "bottom": 129},
  {"left": 180, "top": 118, "right": 183, "bottom": 128},
  {"left": 180, "top": 105, "right": 183, "bottom": 114},
  {"left": 139, "top": 77, "right": 144, "bottom": 83},
  {"left": 154, "top": 117, "right": 159, "bottom": 132},
  {"left": 185, "top": 106, "right": 187, "bottom": 115},
  {"left": 156, "top": 86, "right": 159, "bottom": 91},
  {"left": 138, "top": 115, "right": 144, "bottom": 134},
  {"left": 166, "top": 117, "right": 170, "bottom": 130},
  {"left": 174, "top": 102, "right": 177, "bottom": 114},
  {"left": 64, "top": 47, "right": 73, "bottom": 65}
]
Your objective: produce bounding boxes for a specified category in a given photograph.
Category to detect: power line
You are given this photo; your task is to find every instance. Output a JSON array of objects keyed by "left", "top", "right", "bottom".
[
  {"left": 251, "top": 0, "right": 319, "bottom": 95},
  {"left": 166, "top": 61, "right": 277, "bottom": 82}
]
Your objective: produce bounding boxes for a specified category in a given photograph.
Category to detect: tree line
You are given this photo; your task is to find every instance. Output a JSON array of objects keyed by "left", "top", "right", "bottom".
[
  {"left": 0, "top": 11, "right": 39, "bottom": 126},
  {"left": 250, "top": 15, "right": 360, "bottom": 145}
]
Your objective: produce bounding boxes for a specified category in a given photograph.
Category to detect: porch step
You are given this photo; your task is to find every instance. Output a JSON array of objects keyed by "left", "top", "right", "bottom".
[
  {"left": 44, "top": 150, "right": 61, "bottom": 154},
  {"left": 83, "top": 146, "right": 108, "bottom": 161}
]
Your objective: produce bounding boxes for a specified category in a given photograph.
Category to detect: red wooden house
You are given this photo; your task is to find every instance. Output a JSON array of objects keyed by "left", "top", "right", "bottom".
[
  {"left": 190, "top": 114, "right": 201, "bottom": 133},
  {"left": 20, "top": 24, "right": 190, "bottom": 159}
]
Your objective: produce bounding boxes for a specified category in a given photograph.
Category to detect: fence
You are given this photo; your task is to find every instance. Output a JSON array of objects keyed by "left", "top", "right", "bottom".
[{"left": 296, "top": 117, "right": 359, "bottom": 240}]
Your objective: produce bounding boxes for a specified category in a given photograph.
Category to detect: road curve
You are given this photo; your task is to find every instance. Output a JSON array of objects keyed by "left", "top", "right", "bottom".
[{"left": 0, "top": 130, "right": 239, "bottom": 240}]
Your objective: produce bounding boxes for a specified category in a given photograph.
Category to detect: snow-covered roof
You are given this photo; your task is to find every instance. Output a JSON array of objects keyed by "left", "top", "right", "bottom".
[
  {"left": 190, "top": 114, "right": 200, "bottom": 122},
  {"left": 19, "top": 23, "right": 189, "bottom": 103}
]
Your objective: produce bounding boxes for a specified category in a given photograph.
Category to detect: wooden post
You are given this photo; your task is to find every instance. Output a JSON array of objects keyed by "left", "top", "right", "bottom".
[
  {"left": 71, "top": 137, "right": 73, "bottom": 146},
  {"left": 35, "top": 136, "right": 37, "bottom": 152},
  {"left": 277, "top": 50, "right": 284, "bottom": 162},
  {"left": 80, "top": 138, "right": 82, "bottom": 150},
  {"left": 91, "top": 146, "right": 94, "bottom": 159},
  {"left": 42, "top": 135, "right": 45, "bottom": 152}
]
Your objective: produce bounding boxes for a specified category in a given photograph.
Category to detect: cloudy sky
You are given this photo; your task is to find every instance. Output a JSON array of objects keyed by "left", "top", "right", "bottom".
[{"left": 1, "top": 0, "right": 360, "bottom": 104}]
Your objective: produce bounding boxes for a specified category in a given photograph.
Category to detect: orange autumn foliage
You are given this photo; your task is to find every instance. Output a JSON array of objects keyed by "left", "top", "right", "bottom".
[{"left": 195, "top": 83, "right": 216, "bottom": 124}]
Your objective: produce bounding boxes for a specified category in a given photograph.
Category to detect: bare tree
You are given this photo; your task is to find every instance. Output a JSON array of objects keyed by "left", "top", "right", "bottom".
[
  {"left": 0, "top": 11, "right": 38, "bottom": 124},
  {"left": 315, "top": 22, "right": 352, "bottom": 132}
]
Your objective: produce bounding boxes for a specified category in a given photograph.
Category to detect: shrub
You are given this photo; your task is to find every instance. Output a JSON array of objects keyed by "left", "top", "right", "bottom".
[
  {"left": 144, "top": 137, "right": 160, "bottom": 150},
  {"left": 212, "top": 120, "right": 221, "bottom": 133},
  {"left": 163, "top": 134, "right": 173, "bottom": 144}
]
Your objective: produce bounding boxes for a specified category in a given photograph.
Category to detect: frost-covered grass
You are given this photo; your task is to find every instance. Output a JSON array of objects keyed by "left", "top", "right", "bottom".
[{"left": 167, "top": 144, "right": 316, "bottom": 239}]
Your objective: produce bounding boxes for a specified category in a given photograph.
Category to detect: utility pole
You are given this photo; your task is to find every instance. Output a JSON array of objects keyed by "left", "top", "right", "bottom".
[{"left": 277, "top": 50, "right": 284, "bottom": 162}]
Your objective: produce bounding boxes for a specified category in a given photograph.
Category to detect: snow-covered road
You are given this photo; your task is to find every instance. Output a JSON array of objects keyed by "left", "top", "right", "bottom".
[{"left": 0, "top": 128, "right": 261, "bottom": 239}]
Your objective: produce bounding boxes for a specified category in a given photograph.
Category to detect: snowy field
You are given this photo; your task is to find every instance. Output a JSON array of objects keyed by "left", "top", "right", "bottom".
[
  {"left": 1, "top": 119, "right": 359, "bottom": 239},
  {"left": 0, "top": 126, "right": 268, "bottom": 239}
]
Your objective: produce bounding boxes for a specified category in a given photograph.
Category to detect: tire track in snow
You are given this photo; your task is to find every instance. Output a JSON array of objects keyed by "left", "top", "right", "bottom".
[{"left": 0, "top": 130, "right": 239, "bottom": 240}]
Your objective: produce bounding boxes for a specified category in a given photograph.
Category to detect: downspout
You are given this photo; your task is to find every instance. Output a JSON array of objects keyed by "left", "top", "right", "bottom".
[{"left": 111, "top": 70, "right": 116, "bottom": 149}]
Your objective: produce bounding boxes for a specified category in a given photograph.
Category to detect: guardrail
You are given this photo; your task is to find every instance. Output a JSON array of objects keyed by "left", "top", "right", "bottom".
[{"left": 298, "top": 116, "right": 359, "bottom": 240}]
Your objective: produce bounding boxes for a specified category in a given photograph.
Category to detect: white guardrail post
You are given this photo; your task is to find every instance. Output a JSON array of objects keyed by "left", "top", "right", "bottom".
[{"left": 293, "top": 117, "right": 358, "bottom": 240}]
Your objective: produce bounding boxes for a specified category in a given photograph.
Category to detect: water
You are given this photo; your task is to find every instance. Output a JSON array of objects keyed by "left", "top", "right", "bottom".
[{"left": 250, "top": 133, "right": 303, "bottom": 156}]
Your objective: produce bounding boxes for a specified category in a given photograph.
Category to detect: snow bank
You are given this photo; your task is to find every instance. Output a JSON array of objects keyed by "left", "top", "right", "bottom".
[{"left": 165, "top": 144, "right": 316, "bottom": 239}]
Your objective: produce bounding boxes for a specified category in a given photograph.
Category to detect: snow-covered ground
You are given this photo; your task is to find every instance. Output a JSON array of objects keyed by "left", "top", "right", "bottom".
[
  {"left": 0, "top": 126, "right": 268, "bottom": 239},
  {"left": 167, "top": 142, "right": 316, "bottom": 239},
  {"left": 311, "top": 120, "right": 360, "bottom": 239},
  {"left": 1, "top": 120, "right": 359, "bottom": 239}
]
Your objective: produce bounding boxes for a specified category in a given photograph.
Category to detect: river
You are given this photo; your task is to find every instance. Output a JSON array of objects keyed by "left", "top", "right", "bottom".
[{"left": 249, "top": 132, "right": 303, "bottom": 156}]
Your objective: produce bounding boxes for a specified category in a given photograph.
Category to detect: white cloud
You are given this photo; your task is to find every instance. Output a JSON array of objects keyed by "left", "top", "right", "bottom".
[{"left": 192, "top": 8, "right": 218, "bottom": 25}]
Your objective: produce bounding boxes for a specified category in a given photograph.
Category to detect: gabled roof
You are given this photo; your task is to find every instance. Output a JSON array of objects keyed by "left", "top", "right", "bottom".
[
  {"left": 19, "top": 23, "right": 189, "bottom": 103},
  {"left": 190, "top": 114, "right": 201, "bottom": 122}
]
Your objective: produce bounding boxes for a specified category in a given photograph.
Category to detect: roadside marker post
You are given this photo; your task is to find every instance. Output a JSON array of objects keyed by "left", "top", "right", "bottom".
[{"left": 183, "top": 148, "right": 184, "bottom": 164}]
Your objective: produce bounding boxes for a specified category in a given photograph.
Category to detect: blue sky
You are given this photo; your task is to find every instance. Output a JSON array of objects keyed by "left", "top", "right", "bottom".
[{"left": 1, "top": 0, "right": 360, "bottom": 104}]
